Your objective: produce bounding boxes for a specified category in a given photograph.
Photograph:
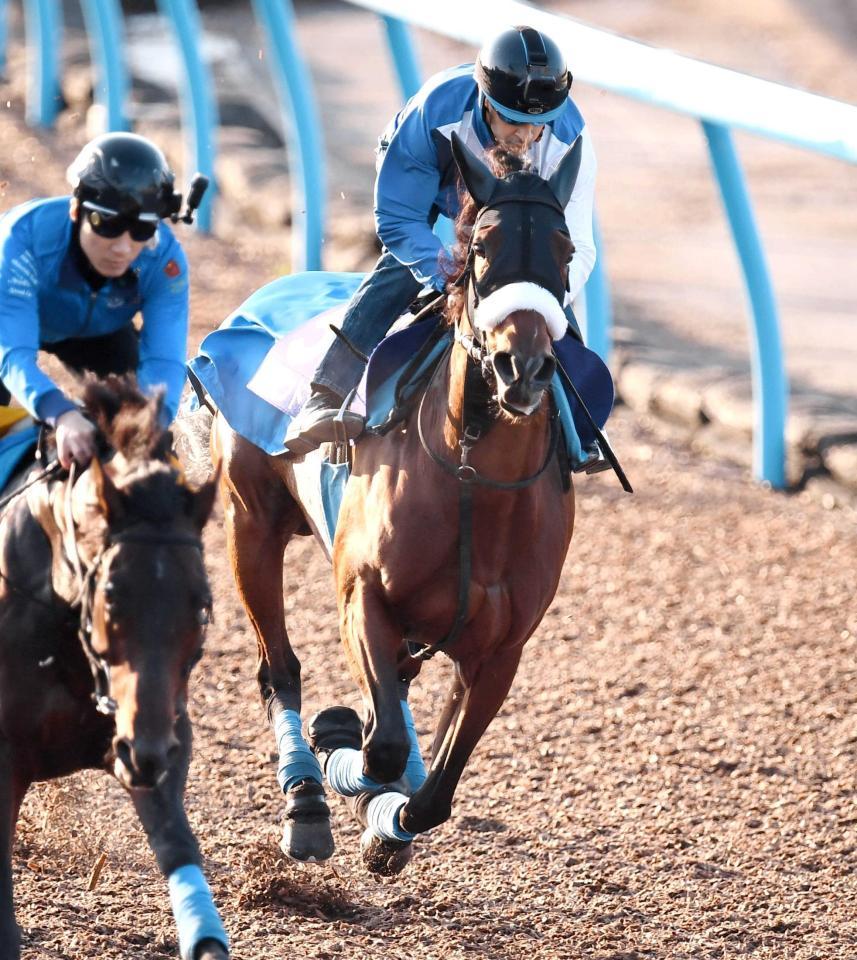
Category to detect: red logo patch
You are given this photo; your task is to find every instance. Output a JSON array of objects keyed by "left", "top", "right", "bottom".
[{"left": 164, "top": 259, "right": 181, "bottom": 278}]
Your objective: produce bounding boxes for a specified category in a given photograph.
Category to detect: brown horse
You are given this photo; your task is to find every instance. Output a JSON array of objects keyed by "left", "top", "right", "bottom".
[
  {"left": 0, "top": 377, "right": 227, "bottom": 960},
  {"left": 210, "top": 134, "right": 583, "bottom": 874}
]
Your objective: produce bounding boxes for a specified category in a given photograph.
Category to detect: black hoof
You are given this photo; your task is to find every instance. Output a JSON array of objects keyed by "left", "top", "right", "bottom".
[
  {"left": 280, "top": 778, "right": 334, "bottom": 863},
  {"left": 360, "top": 829, "right": 414, "bottom": 876},
  {"left": 306, "top": 706, "right": 362, "bottom": 764},
  {"left": 194, "top": 937, "right": 229, "bottom": 960}
]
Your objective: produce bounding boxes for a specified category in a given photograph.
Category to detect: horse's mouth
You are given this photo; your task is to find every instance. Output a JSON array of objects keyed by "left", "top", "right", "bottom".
[
  {"left": 113, "top": 753, "right": 170, "bottom": 791},
  {"left": 497, "top": 389, "right": 544, "bottom": 418}
]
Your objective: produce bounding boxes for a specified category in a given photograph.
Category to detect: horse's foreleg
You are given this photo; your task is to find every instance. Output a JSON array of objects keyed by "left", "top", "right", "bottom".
[
  {"left": 0, "top": 742, "right": 24, "bottom": 960},
  {"left": 128, "top": 709, "right": 229, "bottom": 960},
  {"left": 218, "top": 435, "right": 331, "bottom": 862},
  {"left": 341, "top": 580, "right": 410, "bottom": 785},
  {"left": 400, "top": 645, "right": 523, "bottom": 835},
  {"left": 430, "top": 666, "right": 466, "bottom": 762}
]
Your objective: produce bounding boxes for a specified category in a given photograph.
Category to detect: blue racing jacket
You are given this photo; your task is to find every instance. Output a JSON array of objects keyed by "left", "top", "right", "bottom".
[
  {"left": 374, "top": 64, "right": 596, "bottom": 297},
  {"left": 0, "top": 196, "right": 189, "bottom": 423}
]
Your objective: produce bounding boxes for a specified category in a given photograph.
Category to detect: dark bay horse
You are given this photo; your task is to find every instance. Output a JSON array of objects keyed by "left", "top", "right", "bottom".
[
  {"left": 210, "top": 133, "right": 583, "bottom": 874},
  {"left": 0, "top": 377, "right": 227, "bottom": 960}
]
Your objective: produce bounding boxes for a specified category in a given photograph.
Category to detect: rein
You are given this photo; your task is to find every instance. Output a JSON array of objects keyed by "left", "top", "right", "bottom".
[{"left": 0, "top": 460, "right": 63, "bottom": 512}]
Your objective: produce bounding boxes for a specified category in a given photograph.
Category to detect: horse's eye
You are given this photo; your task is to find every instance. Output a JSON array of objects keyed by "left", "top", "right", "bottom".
[
  {"left": 472, "top": 241, "right": 486, "bottom": 258},
  {"left": 197, "top": 605, "right": 212, "bottom": 626}
]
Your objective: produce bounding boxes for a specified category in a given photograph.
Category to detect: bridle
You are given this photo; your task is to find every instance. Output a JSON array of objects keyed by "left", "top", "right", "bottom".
[{"left": 63, "top": 463, "right": 209, "bottom": 716}]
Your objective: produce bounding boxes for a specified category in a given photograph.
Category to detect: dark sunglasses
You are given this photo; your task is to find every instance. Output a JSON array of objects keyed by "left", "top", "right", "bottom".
[{"left": 87, "top": 209, "right": 158, "bottom": 242}]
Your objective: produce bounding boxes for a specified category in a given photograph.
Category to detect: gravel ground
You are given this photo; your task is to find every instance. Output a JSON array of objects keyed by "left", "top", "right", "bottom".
[{"left": 2, "top": 5, "right": 857, "bottom": 959}]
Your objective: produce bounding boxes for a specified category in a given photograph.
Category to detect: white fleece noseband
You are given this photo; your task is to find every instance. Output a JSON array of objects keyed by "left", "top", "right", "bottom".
[{"left": 473, "top": 282, "right": 568, "bottom": 342}]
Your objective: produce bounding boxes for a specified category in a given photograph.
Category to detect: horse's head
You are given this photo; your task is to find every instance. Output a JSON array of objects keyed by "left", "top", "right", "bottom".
[
  {"left": 448, "top": 132, "right": 582, "bottom": 416},
  {"left": 65, "top": 378, "right": 218, "bottom": 789}
]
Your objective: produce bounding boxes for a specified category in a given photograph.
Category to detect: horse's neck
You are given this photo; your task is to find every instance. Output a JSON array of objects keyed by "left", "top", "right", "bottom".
[{"left": 432, "top": 341, "right": 552, "bottom": 483}]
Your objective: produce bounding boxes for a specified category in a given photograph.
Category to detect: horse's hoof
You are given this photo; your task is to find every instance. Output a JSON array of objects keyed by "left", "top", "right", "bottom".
[
  {"left": 360, "top": 829, "right": 414, "bottom": 876},
  {"left": 306, "top": 706, "right": 362, "bottom": 770},
  {"left": 194, "top": 937, "right": 229, "bottom": 960},
  {"left": 280, "top": 778, "right": 335, "bottom": 863}
]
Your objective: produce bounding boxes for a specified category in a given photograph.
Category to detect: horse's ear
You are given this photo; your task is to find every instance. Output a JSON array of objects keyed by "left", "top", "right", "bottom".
[
  {"left": 547, "top": 136, "right": 583, "bottom": 209},
  {"left": 450, "top": 131, "right": 497, "bottom": 209},
  {"left": 184, "top": 464, "right": 221, "bottom": 532},
  {"left": 89, "top": 457, "right": 125, "bottom": 523}
]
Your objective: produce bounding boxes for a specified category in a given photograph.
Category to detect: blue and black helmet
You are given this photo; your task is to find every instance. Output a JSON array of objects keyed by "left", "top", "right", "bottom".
[
  {"left": 475, "top": 26, "right": 572, "bottom": 125},
  {"left": 67, "top": 132, "right": 181, "bottom": 221}
]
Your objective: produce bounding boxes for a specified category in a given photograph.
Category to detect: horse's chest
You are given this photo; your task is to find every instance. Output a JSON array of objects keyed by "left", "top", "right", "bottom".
[
  {"left": 0, "top": 625, "right": 111, "bottom": 778},
  {"left": 379, "top": 489, "right": 564, "bottom": 592},
  {"left": 380, "top": 502, "right": 564, "bottom": 644}
]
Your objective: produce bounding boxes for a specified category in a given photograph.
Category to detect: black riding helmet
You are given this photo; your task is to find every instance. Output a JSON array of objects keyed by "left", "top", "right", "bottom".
[
  {"left": 475, "top": 26, "right": 572, "bottom": 124},
  {"left": 67, "top": 132, "right": 181, "bottom": 221}
]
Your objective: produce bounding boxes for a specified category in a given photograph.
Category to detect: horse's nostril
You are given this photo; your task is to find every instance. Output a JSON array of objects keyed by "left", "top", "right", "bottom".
[
  {"left": 536, "top": 356, "right": 556, "bottom": 384},
  {"left": 492, "top": 352, "right": 515, "bottom": 384},
  {"left": 115, "top": 738, "right": 133, "bottom": 771}
]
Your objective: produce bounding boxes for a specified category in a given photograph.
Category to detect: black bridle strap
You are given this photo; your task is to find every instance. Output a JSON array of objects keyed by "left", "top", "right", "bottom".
[
  {"left": 68, "top": 501, "right": 204, "bottom": 716},
  {"left": 410, "top": 352, "right": 559, "bottom": 663}
]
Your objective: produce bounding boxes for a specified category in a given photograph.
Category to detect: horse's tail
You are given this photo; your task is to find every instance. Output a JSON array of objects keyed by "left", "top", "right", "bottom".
[{"left": 173, "top": 391, "right": 215, "bottom": 487}]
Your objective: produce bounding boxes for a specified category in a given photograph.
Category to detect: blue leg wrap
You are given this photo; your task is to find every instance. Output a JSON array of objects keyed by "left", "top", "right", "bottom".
[
  {"left": 366, "top": 791, "right": 416, "bottom": 843},
  {"left": 325, "top": 747, "right": 380, "bottom": 797},
  {"left": 274, "top": 708, "right": 323, "bottom": 793},
  {"left": 168, "top": 864, "right": 229, "bottom": 960},
  {"left": 326, "top": 700, "right": 426, "bottom": 797}
]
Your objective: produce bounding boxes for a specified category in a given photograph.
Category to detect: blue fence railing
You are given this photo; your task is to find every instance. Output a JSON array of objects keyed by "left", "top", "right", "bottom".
[{"left": 9, "top": 0, "right": 857, "bottom": 487}]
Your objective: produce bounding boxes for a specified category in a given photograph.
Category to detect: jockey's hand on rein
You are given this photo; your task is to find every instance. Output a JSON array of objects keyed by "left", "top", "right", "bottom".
[{"left": 55, "top": 409, "right": 97, "bottom": 469}]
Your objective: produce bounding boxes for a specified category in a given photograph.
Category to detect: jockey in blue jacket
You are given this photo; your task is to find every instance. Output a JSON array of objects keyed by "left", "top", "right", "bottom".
[
  {"left": 285, "top": 24, "right": 601, "bottom": 465},
  {"left": 0, "top": 132, "right": 190, "bottom": 469}
]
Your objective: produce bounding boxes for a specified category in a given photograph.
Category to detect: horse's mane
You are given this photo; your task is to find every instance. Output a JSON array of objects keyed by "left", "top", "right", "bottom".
[
  {"left": 441, "top": 146, "right": 530, "bottom": 325},
  {"left": 76, "top": 375, "right": 189, "bottom": 524},
  {"left": 80, "top": 374, "right": 170, "bottom": 463}
]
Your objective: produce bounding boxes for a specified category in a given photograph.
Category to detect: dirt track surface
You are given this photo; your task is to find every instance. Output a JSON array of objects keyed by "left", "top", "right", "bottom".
[{"left": 2, "top": 5, "right": 857, "bottom": 960}]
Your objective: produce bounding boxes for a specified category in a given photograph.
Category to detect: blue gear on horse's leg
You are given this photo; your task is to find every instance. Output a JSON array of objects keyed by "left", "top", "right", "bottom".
[
  {"left": 310, "top": 702, "right": 425, "bottom": 798},
  {"left": 273, "top": 708, "right": 334, "bottom": 863},
  {"left": 168, "top": 864, "right": 229, "bottom": 960},
  {"left": 306, "top": 706, "right": 373, "bottom": 796},
  {"left": 346, "top": 789, "right": 416, "bottom": 877}
]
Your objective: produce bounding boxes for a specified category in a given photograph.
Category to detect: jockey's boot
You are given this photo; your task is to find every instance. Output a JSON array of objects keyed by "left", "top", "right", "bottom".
[
  {"left": 283, "top": 385, "right": 364, "bottom": 457},
  {"left": 573, "top": 437, "right": 612, "bottom": 475}
]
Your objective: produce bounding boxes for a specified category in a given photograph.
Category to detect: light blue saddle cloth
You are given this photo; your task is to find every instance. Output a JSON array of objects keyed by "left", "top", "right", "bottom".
[
  {"left": 0, "top": 425, "right": 39, "bottom": 494},
  {"left": 188, "top": 271, "right": 615, "bottom": 549}
]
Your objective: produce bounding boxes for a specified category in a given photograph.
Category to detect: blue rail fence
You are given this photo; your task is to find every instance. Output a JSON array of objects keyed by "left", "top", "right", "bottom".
[
  {"left": 19, "top": 0, "right": 217, "bottom": 229},
  {"left": 11, "top": 0, "right": 857, "bottom": 486}
]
